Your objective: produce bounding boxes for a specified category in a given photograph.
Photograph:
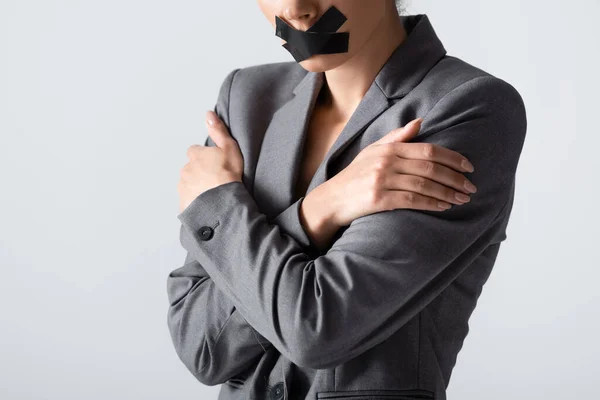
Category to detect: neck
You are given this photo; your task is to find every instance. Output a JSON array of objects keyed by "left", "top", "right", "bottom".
[{"left": 320, "top": 8, "right": 406, "bottom": 120}]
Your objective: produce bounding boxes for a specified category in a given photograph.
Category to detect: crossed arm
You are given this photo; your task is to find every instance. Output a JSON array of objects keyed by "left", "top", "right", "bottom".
[
  {"left": 167, "top": 177, "right": 314, "bottom": 386},
  {"left": 166, "top": 70, "right": 527, "bottom": 384},
  {"left": 167, "top": 69, "right": 321, "bottom": 386}
]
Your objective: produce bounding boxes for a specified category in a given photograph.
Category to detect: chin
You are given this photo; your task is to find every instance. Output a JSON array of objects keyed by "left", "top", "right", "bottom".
[{"left": 298, "top": 53, "right": 352, "bottom": 72}]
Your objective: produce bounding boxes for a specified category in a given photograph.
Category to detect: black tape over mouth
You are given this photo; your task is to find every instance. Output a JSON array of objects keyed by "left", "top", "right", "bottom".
[{"left": 275, "top": 6, "right": 350, "bottom": 62}]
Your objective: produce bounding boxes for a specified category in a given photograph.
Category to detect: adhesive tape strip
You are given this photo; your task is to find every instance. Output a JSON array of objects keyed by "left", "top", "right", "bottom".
[{"left": 275, "top": 5, "right": 350, "bottom": 62}]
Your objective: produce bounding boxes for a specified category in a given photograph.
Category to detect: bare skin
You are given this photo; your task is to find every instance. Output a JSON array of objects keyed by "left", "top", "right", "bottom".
[{"left": 178, "top": 0, "right": 478, "bottom": 253}]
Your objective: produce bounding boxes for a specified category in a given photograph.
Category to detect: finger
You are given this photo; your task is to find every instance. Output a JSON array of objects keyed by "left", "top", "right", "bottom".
[
  {"left": 375, "top": 118, "right": 423, "bottom": 145},
  {"left": 206, "top": 110, "right": 234, "bottom": 149},
  {"left": 381, "top": 190, "right": 453, "bottom": 212},
  {"left": 391, "top": 141, "right": 475, "bottom": 173},
  {"left": 382, "top": 173, "right": 471, "bottom": 206},
  {"left": 393, "top": 157, "right": 477, "bottom": 194},
  {"left": 391, "top": 118, "right": 422, "bottom": 142}
]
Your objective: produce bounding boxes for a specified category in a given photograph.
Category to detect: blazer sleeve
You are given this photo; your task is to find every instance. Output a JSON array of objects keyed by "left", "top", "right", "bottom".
[
  {"left": 166, "top": 68, "right": 320, "bottom": 385},
  {"left": 176, "top": 75, "right": 527, "bottom": 370}
]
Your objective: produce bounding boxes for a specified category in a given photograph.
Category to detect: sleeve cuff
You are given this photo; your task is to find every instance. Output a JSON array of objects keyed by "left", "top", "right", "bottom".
[
  {"left": 178, "top": 181, "right": 319, "bottom": 256},
  {"left": 177, "top": 181, "right": 245, "bottom": 235},
  {"left": 270, "top": 196, "right": 313, "bottom": 249}
]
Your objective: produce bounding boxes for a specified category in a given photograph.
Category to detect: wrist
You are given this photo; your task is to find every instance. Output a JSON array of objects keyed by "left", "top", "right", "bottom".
[
  {"left": 305, "top": 183, "right": 339, "bottom": 228},
  {"left": 299, "top": 183, "right": 340, "bottom": 251}
]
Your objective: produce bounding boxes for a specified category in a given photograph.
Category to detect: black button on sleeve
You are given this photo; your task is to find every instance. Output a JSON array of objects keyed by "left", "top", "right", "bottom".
[
  {"left": 270, "top": 382, "right": 284, "bottom": 400},
  {"left": 198, "top": 226, "right": 214, "bottom": 241}
]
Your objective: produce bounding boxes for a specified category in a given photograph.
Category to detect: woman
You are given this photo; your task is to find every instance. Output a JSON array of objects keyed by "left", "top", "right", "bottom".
[{"left": 168, "top": 1, "right": 527, "bottom": 399}]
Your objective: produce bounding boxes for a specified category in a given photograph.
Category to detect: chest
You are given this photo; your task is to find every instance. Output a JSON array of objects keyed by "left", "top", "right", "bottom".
[{"left": 293, "top": 106, "right": 347, "bottom": 200}]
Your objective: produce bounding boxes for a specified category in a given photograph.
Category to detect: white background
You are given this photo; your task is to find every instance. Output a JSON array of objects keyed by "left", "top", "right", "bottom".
[{"left": 0, "top": 1, "right": 597, "bottom": 399}]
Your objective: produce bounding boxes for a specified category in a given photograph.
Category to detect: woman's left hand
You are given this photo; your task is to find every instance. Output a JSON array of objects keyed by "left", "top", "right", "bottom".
[{"left": 178, "top": 110, "right": 244, "bottom": 213}]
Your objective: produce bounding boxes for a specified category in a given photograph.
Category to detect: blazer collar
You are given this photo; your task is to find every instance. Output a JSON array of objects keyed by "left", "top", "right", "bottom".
[{"left": 253, "top": 14, "right": 446, "bottom": 220}]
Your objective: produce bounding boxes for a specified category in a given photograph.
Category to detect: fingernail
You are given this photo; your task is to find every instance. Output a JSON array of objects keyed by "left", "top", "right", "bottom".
[
  {"left": 206, "top": 110, "right": 217, "bottom": 126},
  {"left": 407, "top": 118, "right": 423, "bottom": 128},
  {"left": 461, "top": 159, "right": 474, "bottom": 172},
  {"left": 464, "top": 180, "right": 477, "bottom": 193},
  {"left": 455, "top": 192, "right": 471, "bottom": 203},
  {"left": 438, "top": 201, "right": 452, "bottom": 210}
]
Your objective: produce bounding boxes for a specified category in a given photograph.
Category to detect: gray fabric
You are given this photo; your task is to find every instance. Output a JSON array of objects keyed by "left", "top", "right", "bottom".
[{"left": 166, "top": 14, "right": 527, "bottom": 400}]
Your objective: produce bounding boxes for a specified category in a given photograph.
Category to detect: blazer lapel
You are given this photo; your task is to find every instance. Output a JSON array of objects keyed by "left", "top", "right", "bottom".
[
  {"left": 253, "top": 71, "right": 390, "bottom": 220},
  {"left": 252, "top": 70, "right": 325, "bottom": 219}
]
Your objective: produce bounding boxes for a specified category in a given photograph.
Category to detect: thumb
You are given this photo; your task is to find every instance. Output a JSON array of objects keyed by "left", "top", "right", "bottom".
[
  {"left": 377, "top": 118, "right": 423, "bottom": 145},
  {"left": 206, "top": 109, "right": 243, "bottom": 168},
  {"left": 206, "top": 110, "right": 233, "bottom": 149}
]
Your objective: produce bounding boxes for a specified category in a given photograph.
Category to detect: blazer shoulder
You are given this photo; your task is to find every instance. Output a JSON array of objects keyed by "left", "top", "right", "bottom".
[
  {"left": 417, "top": 55, "right": 526, "bottom": 129},
  {"left": 212, "top": 61, "right": 307, "bottom": 129},
  {"left": 419, "top": 55, "right": 523, "bottom": 104},
  {"left": 414, "top": 55, "right": 527, "bottom": 192},
  {"left": 232, "top": 61, "right": 308, "bottom": 97}
]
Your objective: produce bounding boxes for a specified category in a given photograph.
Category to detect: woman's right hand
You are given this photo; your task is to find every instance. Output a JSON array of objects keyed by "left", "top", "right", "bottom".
[{"left": 323, "top": 118, "right": 478, "bottom": 227}]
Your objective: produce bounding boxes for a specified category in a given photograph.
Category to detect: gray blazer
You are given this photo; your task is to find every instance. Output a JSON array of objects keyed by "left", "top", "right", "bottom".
[{"left": 167, "top": 14, "right": 527, "bottom": 400}]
